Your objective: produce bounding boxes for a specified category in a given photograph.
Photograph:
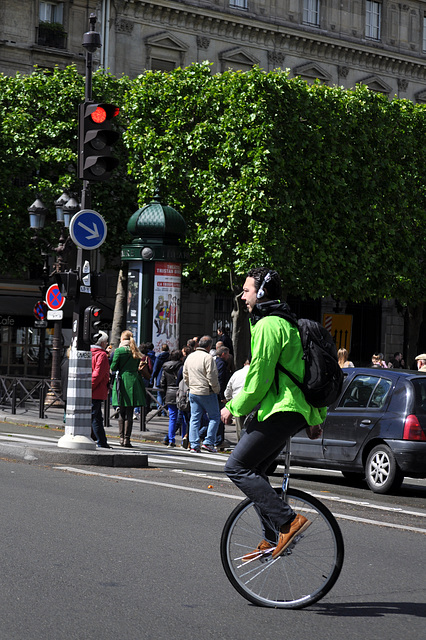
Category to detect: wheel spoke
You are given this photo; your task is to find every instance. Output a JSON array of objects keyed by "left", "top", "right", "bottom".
[{"left": 221, "top": 488, "right": 344, "bottom": 609}]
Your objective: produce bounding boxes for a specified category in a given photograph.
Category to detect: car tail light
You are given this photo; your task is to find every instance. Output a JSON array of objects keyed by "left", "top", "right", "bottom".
[{"left": 403, "top": 415, "right": 426, "bottom": 441}]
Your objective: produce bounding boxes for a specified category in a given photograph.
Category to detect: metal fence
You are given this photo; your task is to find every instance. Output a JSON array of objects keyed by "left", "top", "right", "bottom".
[
  {"left": 0, "top": 374, "right": 166, "bottom": 432},
  {"left": 0, "top": 375, "right": 64, "bottom": 419}
]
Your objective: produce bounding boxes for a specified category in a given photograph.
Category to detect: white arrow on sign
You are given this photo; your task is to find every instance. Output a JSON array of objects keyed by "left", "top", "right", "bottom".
[
  {"left": 69, "top": 209, "right": 107, "bottom": 250},
  {"left": 78, "top": 221, "right": 100, "bottom": 239}
]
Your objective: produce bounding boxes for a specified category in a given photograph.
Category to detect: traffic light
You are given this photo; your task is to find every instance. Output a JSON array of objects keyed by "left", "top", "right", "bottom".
[
  {"left": 78, "top": 102, "right": 120, "bottom": 181},
  {"left": 83, "top": 305, "right": 102, "bottom": 343}
]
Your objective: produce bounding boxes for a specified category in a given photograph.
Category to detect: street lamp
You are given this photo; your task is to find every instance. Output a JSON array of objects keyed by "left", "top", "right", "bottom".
[
  {"left": 28, "top": 192, "right": 79, "bottom": 405},
  {"left": 28, "top": 196, "right": 48, "bottom": 230},
  {"left": 54, "top": 190, "right": 70, "bottom": 224}
]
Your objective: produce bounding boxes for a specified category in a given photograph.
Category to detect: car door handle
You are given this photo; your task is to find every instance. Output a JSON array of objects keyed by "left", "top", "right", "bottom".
[{"left": 360, "top": 419, "right": 372, "bottom": 425}]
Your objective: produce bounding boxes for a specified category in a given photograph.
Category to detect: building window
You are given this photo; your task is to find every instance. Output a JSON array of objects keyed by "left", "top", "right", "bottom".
[
  {"left": 39, "top": 1, "right": 63, "bottom": 24},
  {"left": 230, "top": 0, "right": 248, "bottom": 9},
  {"left": 366, "top": 1, "right": 381, "bottom": 40},
  {"left": 423, "top": 14, "right": 426, "bottom": 51},
  {"left": 38, "top": 2, "right": 66, "bottom": 48},
  {"left": 151, "top": 58, "right": 176, "bottom": 72},
  {"left": 303, "top": 0, "right": 320, "bottom": 27}
]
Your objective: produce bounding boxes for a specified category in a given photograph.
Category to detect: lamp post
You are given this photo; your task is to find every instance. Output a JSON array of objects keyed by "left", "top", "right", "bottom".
[{"left": 28, "top": 192, "right": 78, "bottom": 405}]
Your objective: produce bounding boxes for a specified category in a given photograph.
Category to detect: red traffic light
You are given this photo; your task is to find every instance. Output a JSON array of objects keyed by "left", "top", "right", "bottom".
[
  {"left": 91, "top": 106, "right": 107, "bottom": 124},
  {"left": 78, "top": 101, "right": 120, "bottom": 181},
  {"left": 83, "top": 305, "right": 103, "bottom": 343},
  {"left": 90, "top": 104, "right": 119, "bottom": 123}
]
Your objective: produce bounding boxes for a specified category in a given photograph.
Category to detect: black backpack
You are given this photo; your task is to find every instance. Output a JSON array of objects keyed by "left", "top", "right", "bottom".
[
  {"left": 276, "top": 318, "right": 344, "bottom": 408},
  {"left": 176, "top": 378, "right": 190, "bottom": 412}
]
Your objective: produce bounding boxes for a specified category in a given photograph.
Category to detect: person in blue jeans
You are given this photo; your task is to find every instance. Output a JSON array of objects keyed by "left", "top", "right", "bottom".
[
  {"left": 183, "top": 335, "right": 221, "bottom": 453},
  {"left": 150, "top": 343, "right": 169, "bottom": 416},
  {"left": 160, "top": 350, "right": 184, "bottom": 448}
]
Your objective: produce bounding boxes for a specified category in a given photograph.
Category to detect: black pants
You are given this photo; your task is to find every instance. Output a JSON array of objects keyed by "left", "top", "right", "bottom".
[
  {"left": 91, "top": 399, "right": 108, "bottom": 447},
  {"left": 224, "top": 411, "right": 307, "bottom": 541}
]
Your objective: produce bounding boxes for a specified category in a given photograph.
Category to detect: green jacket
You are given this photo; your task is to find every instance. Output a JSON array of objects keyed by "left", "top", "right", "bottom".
[
  {"left": 227, "top": 305, "right": 326, "bottom": 426},
  {"left": 111, "top": 346, "right": 146, "bottom": 408}
]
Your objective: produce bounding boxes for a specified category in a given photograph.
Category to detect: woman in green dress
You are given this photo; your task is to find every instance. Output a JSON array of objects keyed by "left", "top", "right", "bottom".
[{"left": 111, "top": 330, "right": 146, "bottom": 447}]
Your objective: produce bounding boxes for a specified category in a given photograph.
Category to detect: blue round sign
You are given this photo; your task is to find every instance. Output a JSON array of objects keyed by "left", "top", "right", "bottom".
[
  {"left": 46, "top": 284, "right": 65, "bottom": 311},
  {"left": 69, "top": 209, "right": 107, "bottom": 250}
]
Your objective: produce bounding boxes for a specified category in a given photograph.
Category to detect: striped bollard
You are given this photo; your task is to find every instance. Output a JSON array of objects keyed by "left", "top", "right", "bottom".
[{"left": 58, "top": 348, "right": 96, "bottom": 450}]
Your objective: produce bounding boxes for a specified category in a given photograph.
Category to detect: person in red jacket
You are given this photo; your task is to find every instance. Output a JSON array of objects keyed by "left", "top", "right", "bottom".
[{"left": 91, "top": 331, "right": 111, "bottom": 449}]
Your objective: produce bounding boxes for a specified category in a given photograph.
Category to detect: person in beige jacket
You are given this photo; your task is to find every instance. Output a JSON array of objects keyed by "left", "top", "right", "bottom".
[{"left": 183, "top": 335, "right": 221, "bottom": 452}]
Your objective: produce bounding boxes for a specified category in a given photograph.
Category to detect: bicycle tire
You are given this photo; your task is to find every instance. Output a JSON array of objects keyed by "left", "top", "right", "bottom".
[{"left": 220, "top": 487, "right": 344, "bottom": 609}]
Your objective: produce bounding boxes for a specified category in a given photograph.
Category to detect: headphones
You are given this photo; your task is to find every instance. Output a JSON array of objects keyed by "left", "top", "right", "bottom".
[{"left": 256, "top": 271, "right": 272, "bottom": 300}]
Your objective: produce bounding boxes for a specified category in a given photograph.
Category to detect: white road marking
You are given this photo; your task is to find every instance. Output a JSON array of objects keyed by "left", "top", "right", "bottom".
[
  {"left": 307, "top": 491, "right": 426, "bottom": 518},
  {"left": 148, "top": 454, "right": 225, "bottom": 467},
  {"left": 172, "top": 469, "right": 232, "bottom": 482},
  {"left": 53, "top": 466, "right": 426, "bottom": 534},
  {"left": 54, "top": 466, "right": 236, "bottom": 500},
  {"left": 0, "top": 433, "right": 59, "bottom": 444}
]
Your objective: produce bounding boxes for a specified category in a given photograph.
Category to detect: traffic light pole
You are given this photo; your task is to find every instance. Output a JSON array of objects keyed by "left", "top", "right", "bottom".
[{"left": 58, "top": 15, "right": 100, "bottom": 450}]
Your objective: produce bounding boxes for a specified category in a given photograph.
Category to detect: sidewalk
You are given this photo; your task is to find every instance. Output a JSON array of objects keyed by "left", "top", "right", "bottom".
[{"left": 0, "top": 406, "right": 237, "bottom": 447}]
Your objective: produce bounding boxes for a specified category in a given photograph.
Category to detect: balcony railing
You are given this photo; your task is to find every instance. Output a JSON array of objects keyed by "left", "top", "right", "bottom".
[{"left": 37, "top": 22, "right": 67, "bottom": 49}]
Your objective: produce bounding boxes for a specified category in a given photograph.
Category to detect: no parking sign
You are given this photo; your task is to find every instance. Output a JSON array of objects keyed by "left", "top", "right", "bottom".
[{"left": 45, "top": 284, "right": 66, "bottom": 311}]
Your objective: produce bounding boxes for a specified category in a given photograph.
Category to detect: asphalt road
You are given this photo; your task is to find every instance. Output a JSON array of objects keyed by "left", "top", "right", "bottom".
[{"left": 0, "top": 423, "right": 425, "bottom": 640}]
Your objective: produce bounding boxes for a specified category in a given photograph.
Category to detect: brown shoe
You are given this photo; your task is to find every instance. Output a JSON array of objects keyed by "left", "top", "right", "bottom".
[
  {"left": 242, "top": 540, "right": 274, "bottom": 562},
  {"left": 271, "top": 514, "right": 311, "bottom": 559}
]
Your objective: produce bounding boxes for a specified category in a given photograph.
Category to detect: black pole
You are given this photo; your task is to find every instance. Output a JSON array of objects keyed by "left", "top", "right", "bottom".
[{"left": 59, "top": 14, "right": 101, "bottom": 449}]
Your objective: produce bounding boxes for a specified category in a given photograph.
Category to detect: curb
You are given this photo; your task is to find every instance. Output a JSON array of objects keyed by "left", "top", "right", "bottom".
[{"left": 0, "top": 442, "right": 149, "bottom": 468}]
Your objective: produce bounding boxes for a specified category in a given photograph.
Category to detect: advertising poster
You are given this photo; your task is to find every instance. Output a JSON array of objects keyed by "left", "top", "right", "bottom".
[
  {"left": 152, "top": 262, "right": 181, "bottom": 353},
  {"left": 127, "top": 267, "right": 141, "bottom": 344}
]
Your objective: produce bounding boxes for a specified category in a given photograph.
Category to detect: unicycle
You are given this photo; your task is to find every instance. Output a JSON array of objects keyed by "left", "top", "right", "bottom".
[{"left": 220, "top": 438, "right": 344, "bottom": 609}]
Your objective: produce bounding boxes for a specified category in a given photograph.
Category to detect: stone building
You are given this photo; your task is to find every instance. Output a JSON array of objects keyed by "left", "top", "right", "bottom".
[
  {"left": 2, "top": 0, "right": 426, "bottom": 101},
  {"left": 0, "top": 0, "right": 422, "bottom": 373}
]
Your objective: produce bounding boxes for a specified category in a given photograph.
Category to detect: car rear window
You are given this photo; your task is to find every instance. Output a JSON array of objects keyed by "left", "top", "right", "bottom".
[
  {"left": 411, "top": 378, "right": 426, "bottom": 414},
  {"left": 339, "top": 375, "right": 392, "bottom": 409}
]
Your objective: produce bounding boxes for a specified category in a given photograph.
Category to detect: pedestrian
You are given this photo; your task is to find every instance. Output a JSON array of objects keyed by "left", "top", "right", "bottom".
[
  {"left": 337, "top": 348, "right": 354, "bottom": 368},
  {"left": 133, "top": 343, "right": 153, "bottom": 420},
  {"left": 176, "top": 346, "right": 191, "bottom": 448},
  {"left": 215, "top": 345, "right": 231, "bottom": 448},
  {"left": 415, "top": 353, "right": 426, "bottom": 372},
  {"left": 183, "top": 335, "right": 221, "bottom": 453},
  {"left": 217, "top": 325, "right": 234, "bottom": 355},
  {"left": 186, "top": 338, "right": 197, "bottom": 352},
  {"left": 221, "top": 267, "right": 326, "bottom": 561},
  {"left": 388, "top": 351, "right": 405, "bottom": 369},
  {"left": 224, "top": 358, "right": 250, "bottom": 441},
  {"left": 371, "top": 353, "right": 382, "bottom": 368},
  {"left": 150, "top": 343, "right": 169, "bottom": 417},
  {"left": 91, "top": 331, "right": 111, "bottom": 449},
  {"left": 160, "top": 349, "right": 185, "bottom": 448},
  {"left": 111, "top": 330, "right": 146, "bottom": 447}
]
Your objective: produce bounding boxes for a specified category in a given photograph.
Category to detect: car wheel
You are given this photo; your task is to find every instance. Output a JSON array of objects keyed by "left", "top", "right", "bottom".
[{"left": 365, "top": 445, "right": 404, "bottom": 494}]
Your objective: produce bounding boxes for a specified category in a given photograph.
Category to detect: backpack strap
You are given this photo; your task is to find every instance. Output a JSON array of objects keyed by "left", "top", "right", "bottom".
[{"left": 275, "top": 361, "right": 303, "bottom": 394}]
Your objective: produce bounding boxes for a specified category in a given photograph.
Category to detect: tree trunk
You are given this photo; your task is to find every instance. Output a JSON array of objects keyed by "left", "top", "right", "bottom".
[
  {"left": 231, "top": 291, "right": 251, "bottom": 369},
  {"left": 110, "top": 264, "right": 128, "bottom": 347},
  {"left": 406, "top": 302, "right": 424, "bottom": 369}
]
